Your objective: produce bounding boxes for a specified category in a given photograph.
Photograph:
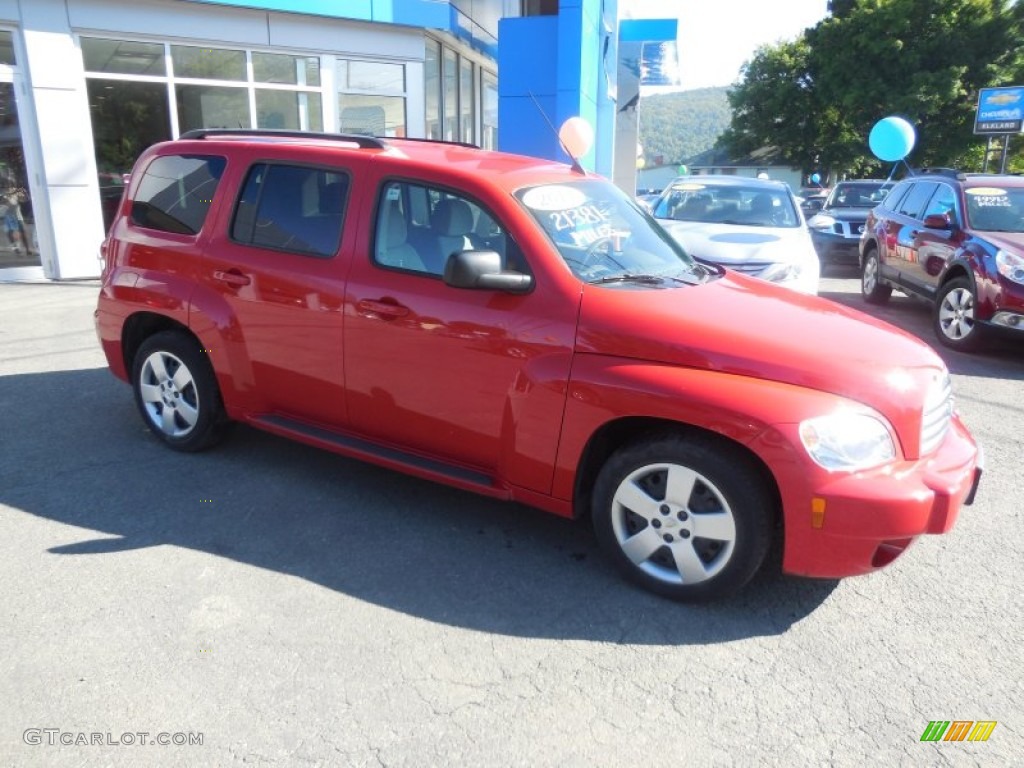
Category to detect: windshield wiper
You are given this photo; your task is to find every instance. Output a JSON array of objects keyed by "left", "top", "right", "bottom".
[{"left": 588, "top": 273, "right": 667, "bottom": 285}]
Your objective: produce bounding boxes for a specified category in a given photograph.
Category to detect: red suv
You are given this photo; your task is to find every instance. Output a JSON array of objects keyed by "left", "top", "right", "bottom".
[
  {"left": 860, "top": 169, "right": 1024, "bottom": 352},
  {"left": 95, "top": 130, "right": 981, "bottom": 601}
]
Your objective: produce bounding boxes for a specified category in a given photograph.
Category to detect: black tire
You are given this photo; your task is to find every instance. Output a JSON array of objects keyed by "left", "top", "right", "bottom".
[
  {"left": 933, "top": 277, "right": 984, "bottom": 353},
  {"left": 131, "top": 331, "right": 229, "bottom": 452},
  {"left": 592, "top": 434, "right": 776, "bottom": 602},
  {"left": 861, "top": 247, "right": 892, "bottom": 305}
]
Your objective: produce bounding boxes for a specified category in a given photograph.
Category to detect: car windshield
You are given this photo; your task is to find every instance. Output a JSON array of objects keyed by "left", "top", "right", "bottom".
[
  {"left": 516, "top": 179, "right": 707, "bottom": 284},
  {"left": 651, "top": 180, "right": 800, "bottom": 228},
  {"left": 826, "top": 182, "right": 892, "bottom": 209},
  {"left": 964, "top": 186, "right": 1024, "bottom": 232}
]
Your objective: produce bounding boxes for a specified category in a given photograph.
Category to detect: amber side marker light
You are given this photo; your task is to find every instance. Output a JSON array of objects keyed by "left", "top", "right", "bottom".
[{"left": 811, "top": 497, "right": 826, "bottom": 529}]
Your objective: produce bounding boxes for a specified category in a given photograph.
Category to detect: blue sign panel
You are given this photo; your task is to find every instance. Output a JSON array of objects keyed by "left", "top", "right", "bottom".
[{"left": 975, "top": 86, "right": 1024, "bottom": 134}]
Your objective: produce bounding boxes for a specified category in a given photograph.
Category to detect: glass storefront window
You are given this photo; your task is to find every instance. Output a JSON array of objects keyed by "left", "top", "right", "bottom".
[
  {"left": 425, "top": 40, "right": 441, "bottom": 140},
  {"left": 82, "top": 38, "right": 165, "bottom": 76},
  {"left": 176, "top": 84, "right": 249, "bottom": 132},
  {"left": 253, "top": 52, "right": 320, "bottom": 86},
  {"left": 0, "top": 82, "right": 40, "bottom": 267},
  {"left": 0, "top": 31, "right": 17, "bottom": 66},
  {"left": 460, "top": 57, "right": 474, "bottom": 144},
  {"left": 256, "top": 90, "right": 323, "bottom": 131},
  {"left": 442, "top": 48, "right": 457, "bottom": 141},
  {"left": 338, "top": 60, "right": 405, "bottom": 92},
  {"left": 481, "top": 70, "right": 497, "bottom": 150},
  {"left": 338, "top": 95, "right": 405, "bottom": 137},
  {"left": 171, "top": 45, "right": 245, "bottom": 81},
  {"left": 87, "top": 80, "right": 172, "bottom": 230}
]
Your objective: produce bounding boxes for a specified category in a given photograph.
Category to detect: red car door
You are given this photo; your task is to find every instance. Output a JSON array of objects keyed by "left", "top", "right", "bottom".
[
  {"left": 198, "top": 153, "right": 365, "bottom": 428},
  {"left": 343, "top": 177, "right": 578, "bottom": 493}
]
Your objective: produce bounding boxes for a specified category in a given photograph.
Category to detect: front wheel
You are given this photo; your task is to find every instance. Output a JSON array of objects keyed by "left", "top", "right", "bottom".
[
  {"left": 132, "top": 331, "right": 229, "bottom": 451},
  {"left": 934, "top": 277, "right": 983, "bottom": 353},
  {"left": 592, "top": 435, "right": 775, "bottom": 601},
  {"left": 861, "top": 248, "right": 892, "bottom": 305}
]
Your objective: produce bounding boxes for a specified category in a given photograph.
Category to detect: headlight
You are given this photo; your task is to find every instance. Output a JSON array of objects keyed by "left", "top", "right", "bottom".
[
  {"left": 996, "top": 249, "right": 1024, "bottom": 285},
  {"left": 808, "top": 214, "right": 835, "bottom": 232},
  {"left": 759, "top": 261, "right": 802, "bottom": 284},
  {"left": 799, "top": 412, "right": 896, "bottom": 471}
]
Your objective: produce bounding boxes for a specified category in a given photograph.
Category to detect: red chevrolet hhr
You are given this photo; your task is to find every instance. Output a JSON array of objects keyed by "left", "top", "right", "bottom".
[{"left": 95, "top": 130, "right": 981, "bottom": 601}]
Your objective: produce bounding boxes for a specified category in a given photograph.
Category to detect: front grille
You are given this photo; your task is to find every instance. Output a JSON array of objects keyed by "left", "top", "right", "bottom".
[
  {"left": 833, "top": 221, "right": 866, "bottom": 238},
  {"left": 920, "top": 372, "right": 953, "bottom": 455},
  {"left": 727, "top": 261, "right": 773, "bottom": 276}
]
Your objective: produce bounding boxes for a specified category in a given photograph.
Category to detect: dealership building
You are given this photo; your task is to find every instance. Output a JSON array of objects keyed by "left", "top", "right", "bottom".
[{"left": 0, "top": 0, "right": 680, "bottom": 281}]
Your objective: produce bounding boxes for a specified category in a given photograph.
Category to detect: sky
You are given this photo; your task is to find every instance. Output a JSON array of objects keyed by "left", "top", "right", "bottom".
[{"left": 621, "top": 0, "right": 831, "bottom": 92}]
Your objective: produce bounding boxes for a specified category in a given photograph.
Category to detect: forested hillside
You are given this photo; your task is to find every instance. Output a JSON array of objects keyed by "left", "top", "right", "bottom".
[{"left": 638, "top": 87, "right": 731, "bottom": 165}]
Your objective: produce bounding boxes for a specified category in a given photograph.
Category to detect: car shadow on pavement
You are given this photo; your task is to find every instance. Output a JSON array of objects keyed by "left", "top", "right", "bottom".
[{"left": 1, "top": 367, "right": 838, "bottom": 645}]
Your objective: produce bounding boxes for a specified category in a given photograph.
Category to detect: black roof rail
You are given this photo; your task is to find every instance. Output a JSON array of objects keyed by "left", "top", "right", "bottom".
[
  {"left": 913, "top": 167, "right": 966, "bottom": 180},
  {"left": 386, "top": 136, "right": 480, "bottom": 150},
  {"left": 178, "top": 128, "right": 388, "bottom": 149}
]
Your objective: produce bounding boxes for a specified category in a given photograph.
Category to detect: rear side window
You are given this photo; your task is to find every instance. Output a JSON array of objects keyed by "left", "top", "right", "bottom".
[
  {"left": 130, "top": 154, "right": 225, "bottom": 235},
  {"left": 231, "top": 164, "right": 348, "bottom": 258},
  {"left": 896, "top": 182, "right": 938, "bottom": 218}
]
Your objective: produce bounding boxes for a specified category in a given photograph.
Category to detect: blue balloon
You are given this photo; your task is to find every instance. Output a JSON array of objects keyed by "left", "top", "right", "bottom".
[
  {"left": 869, "top": 116, "right": 916, "bottom": 162},
  {"left": 810, "top": 173, "right": 821, "bottom": 185}
]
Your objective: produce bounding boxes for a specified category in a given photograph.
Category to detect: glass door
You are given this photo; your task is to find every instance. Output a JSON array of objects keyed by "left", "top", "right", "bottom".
[{"left": 0, "top": 31, "right": 41, "bottom": 272}]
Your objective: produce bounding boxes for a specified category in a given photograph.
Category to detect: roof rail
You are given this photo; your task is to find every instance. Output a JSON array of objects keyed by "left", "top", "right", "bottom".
[
  {"left": 387, "top": 136, "right": 480, "bottom": 150},
  {"left": 913, "top": 167, "right": 965, "bottom": 180},
  {"left": 178, "top": 128, "right": 388, "bottom": 149}
]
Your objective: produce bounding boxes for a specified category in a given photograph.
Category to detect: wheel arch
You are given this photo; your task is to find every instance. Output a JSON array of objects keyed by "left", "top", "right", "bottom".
[
  {"left": 572, "top": 416, "right": 782, "bottom": 526},
  {"left": 121, "top": 312, "right": 196, "bottom": 374}
]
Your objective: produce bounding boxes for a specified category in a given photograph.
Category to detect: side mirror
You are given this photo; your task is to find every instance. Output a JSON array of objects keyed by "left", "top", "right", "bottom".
[
  {"left": 443, "top": 250, "right": 533, "bottom": 293},
  {"left": 922, "top": 213, "right": 953, "bottom": 230}
]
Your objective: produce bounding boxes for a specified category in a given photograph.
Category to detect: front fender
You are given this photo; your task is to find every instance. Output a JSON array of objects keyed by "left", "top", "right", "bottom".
[{"left": 551, "top": 354, "right": 853, "bottom": 501}]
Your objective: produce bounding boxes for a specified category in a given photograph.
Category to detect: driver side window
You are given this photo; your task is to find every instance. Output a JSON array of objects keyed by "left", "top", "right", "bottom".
[{"left": 372, "top": 181, "right": 524, "bottom": 276}]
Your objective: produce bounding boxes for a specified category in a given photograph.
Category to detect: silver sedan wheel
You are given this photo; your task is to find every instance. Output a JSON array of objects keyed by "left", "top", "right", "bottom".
[
  {"left": 137, "top": 350, "right": 200, "bottom": 438},
  {"left": 937, "top": 286, "right": 975, "bottom": 341},
  {"left": 610, "top": 462, "right": 737, "bottom": 586}
]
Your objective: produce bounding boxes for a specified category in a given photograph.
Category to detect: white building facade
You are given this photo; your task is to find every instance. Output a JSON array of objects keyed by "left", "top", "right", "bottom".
[{"left": 0, "top": 0, "right": 512, "bottom": 281}]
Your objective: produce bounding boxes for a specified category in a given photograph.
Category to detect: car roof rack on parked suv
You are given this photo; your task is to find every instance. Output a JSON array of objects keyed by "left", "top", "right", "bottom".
[
  {"left": 913, "top": 167, "right": 967, "bottom": 180},
  {"left": 179, "top": 128, "right": 389, "bottom": 149}
]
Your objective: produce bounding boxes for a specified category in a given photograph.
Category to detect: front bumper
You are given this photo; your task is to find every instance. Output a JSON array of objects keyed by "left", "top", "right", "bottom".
[
  {"left": 810, "top": 230, "right": 862, "bottom": 263},
  {"left": 750, "top": 415, "right": 980, "bottom": 578}
]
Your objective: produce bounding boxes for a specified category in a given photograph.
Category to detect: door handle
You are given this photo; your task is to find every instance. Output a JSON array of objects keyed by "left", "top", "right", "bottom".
[
  {"left": 213, "top": 269, "right": 252, "bottom": 287},
  {"left": 357, "top": 299, "right": 409, "bottom": 319}
]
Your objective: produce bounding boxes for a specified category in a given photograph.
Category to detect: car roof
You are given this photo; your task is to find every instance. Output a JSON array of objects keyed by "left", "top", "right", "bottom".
[{"left": 164, "top": 130, "right": 588, "bottom": 195}]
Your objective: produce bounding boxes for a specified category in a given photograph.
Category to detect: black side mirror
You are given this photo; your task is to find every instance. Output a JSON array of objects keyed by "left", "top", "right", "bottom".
[{"left": 443, "top": 250, "right": 533, "bottom": 293}]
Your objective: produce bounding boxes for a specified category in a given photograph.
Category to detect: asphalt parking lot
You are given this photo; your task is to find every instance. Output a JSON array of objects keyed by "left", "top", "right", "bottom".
[{"left": 1, "top": 275, "right": 1021, "bottom": 767}]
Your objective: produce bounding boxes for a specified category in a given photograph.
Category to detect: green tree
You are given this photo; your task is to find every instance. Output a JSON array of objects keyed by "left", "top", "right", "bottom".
[{"left": 721, "top": 0, "right": 1024, "bottom": 177}]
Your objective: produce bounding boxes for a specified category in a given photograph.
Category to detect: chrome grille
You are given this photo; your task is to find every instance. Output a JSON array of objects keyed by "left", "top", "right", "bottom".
[
  {"left": 920, "top": 372, "right": 953, "bottom": 455},
  {"left": 727, "top": 261, "right": 773, "bottom": 276}
]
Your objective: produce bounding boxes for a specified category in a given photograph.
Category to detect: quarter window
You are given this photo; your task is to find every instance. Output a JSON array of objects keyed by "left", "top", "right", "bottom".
[
  {"left": 130, "top": 154, "right": 225, "bottom": 235},
  {"left": 231, "top": 164, "right": 348, "bottom": 258}
]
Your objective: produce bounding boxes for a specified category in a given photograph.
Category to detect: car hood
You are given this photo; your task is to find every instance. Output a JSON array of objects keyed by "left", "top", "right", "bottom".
[
  {"left": 576, "top": 271, "right": 945, "bottom": 443},
  {"left": 979, "top": 231, "right": 1024, "bottom": 250},
  {"left": 659, "top": 221, "right": 815, "bottom": 266}
]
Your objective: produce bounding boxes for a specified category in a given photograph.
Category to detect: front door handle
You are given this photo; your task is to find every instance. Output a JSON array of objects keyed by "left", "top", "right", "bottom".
[
  {"left": 357, "top": 299, "right": 409, "bottom": 319},
  {"left": 213, "top": 269, "right": 252, "bottom": 287}
]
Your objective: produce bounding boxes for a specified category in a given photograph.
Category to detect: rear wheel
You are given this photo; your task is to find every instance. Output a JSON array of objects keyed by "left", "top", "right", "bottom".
[
  {"left": 861, "top": 248, "right": 891, "bottom": 304},
  {"left": 592, "top": 435, "right": 775, "bottom": 601},
  {"left": 934, "top": 277, "right": 983, "bottom": 353},
  {"left": 132, "top": 331, "right": 229, "bottom": 451}
]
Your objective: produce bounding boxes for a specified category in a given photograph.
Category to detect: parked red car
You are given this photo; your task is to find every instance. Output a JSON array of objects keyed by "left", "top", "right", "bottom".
[{"left": 95, "top": 130, "right": 981, "bottom": 600}]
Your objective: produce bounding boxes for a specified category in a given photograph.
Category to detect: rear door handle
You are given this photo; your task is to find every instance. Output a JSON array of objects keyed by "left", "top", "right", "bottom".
[
  {"left": 213, "top": 269, "right": 252, "bottom": 287},
  {"left": 357, "top": 299, "right": 409, "bottom": 319}
]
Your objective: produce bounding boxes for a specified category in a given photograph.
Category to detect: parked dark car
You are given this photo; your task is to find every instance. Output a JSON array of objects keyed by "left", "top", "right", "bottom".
[
  {"left": 808, "top": 180, "right": 893, "bottom": 266},
  {"left": 860, "top": 169, "right": 1024, "bottom": 352}
]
